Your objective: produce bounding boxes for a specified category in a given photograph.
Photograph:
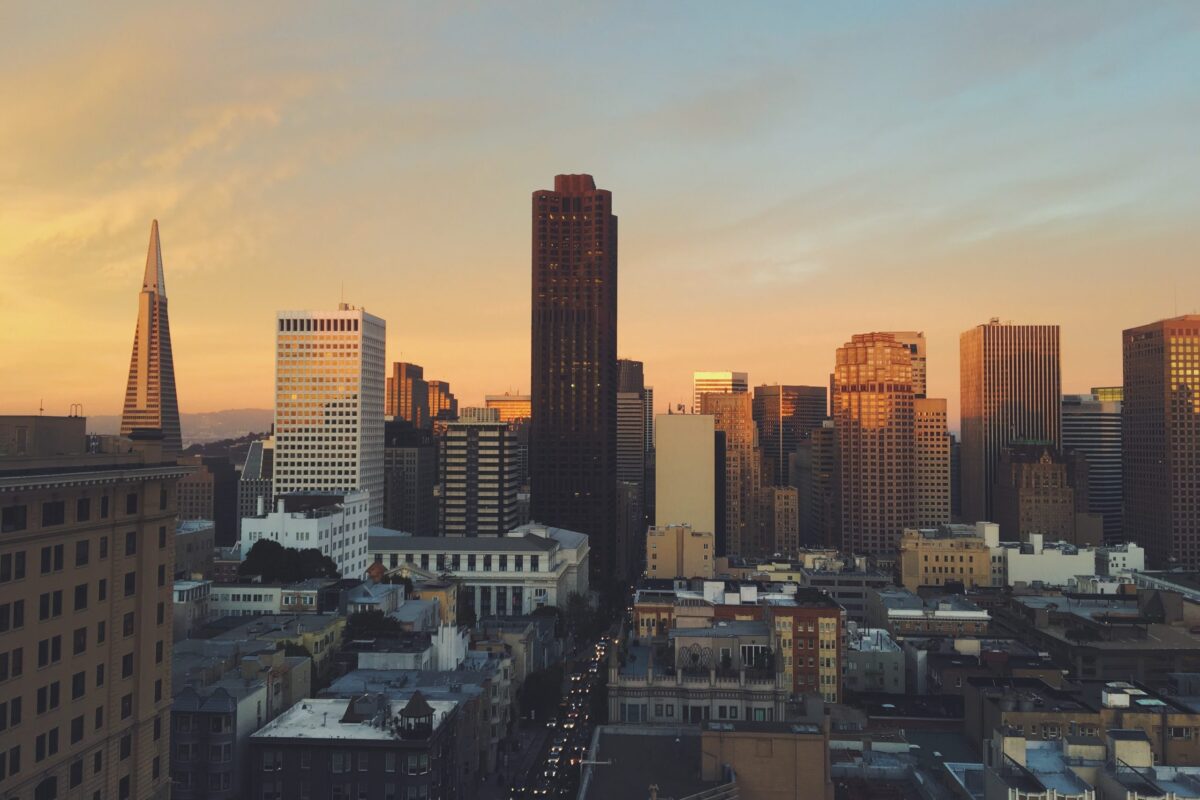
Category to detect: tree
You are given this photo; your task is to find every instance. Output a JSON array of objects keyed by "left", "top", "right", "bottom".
[
  {"left": 238, "top": 540, "right": 340, "bottom": 583},
  {"left": 531, "top": 605, "right": 563, "bottom": 638},
  {"left": 520, "top": 664, "right": 564, "bottom": 722},
  {"left": 343, "top": 611, "right": 404, "bottom": 641}
]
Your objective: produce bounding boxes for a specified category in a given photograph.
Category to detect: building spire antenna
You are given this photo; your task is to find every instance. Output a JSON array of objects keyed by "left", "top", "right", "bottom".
[{"left": 143, "top": 219, "right": 165, "bottom": 296}]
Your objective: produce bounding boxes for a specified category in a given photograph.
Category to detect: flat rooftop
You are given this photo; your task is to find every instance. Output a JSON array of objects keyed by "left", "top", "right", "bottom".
[
  {"left": 252, "top": 697, "right": 456, "bottom": 741},
  {"left": 582, "top": 726, "right": 714, "bottom": 800}
]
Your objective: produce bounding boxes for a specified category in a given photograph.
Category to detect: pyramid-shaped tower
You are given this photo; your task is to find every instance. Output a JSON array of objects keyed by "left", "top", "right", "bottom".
[{"left": 120, "top": 220, "right": 182, "bottom": 455}]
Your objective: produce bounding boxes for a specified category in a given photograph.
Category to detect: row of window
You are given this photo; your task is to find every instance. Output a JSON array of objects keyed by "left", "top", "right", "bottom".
[{"left": 1, "top": 489, "right": 167, "bottom": 534}]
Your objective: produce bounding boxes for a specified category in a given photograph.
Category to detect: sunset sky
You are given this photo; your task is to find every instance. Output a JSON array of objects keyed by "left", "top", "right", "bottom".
[{"left": 3, "top": 2, "right": 1198, "bottom": 431}]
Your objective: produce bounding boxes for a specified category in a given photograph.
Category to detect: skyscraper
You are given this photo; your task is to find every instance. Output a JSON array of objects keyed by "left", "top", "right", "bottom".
[
  {"left": 440, "top": 408, "right": 519, "bottom": 536},
  {"left": 913, "top": 397, "right": 951, "bottom": 527},
  {"left": 889, "top": 331, "right": 928, "bottom": 398},
  {"left": 382, "top": 419, "right": 436, "bottom": 535},
  {"left": 692, "top": 371, "right": 748, "bottom": 414},
  {"left": 385, "top": 362, "right": 430, "bottom": 428},
  {"left": 237, "top": 436, "right": 274, "bottom": 533},
  {"left": 530, "top": 174, "right": 617, "bottom": 583},
  {"left": 120, "top": 220, "right": 182, "bottom": 455},
  {"left": 427, "top": 379, "right": 458, "bottom": 422},
  {"left": 792, "top": 421, "right": 838, "bottom": 548},
  {"left": 833, "top": 333, "right": 915, "bottom": 554},
  {"left": 1063, "top": 393, "right": 1123, "bottom": 542},
  {"left": 752, "top": 384, "right": 827, "bottom": 486},
  {"left": 960, "top": 319, "right": 1061, "bottom": 523},
  {"left": 1123, "top": 315, "right": 1200, "bottom": 568},
  {"left": 273, "top": 305, "right": 386, "bottom": 524},
  {"left": 702, "top": 392, "right": 765, "bottom": 558}
]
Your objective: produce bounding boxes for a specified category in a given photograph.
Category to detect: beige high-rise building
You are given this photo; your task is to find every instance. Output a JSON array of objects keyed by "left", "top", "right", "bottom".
[
  {"left": 1123, "top": 315, "right": 1200, "bottom": 568},
  {"left": 702, "top": 393, "right": 765, "bottom": 558},
  {"left": 655, "top": 414, "right": 715, "bottom": 537},
  {"left": 833, "top": 333, "right": 915, "bottom": 555},
  {"left": 914, "top": 397, "right": 951, "bottom": 527},
  {"left": 888, "top": 331, "right": 927, "bottom": 398},
  {"left": 960, "top": 319, "right": 1061, "bottom": 523},
  {"left": 692, "top": 371, "right": 748, "bottom": 415},
  {"left": 0, "top": 416, "right": 187, "bottom": 800},
  {"left": 645, "top": 524, "right": 714, "bottom": 579},
  {"left": 274, "top": 305, "right": 386, "bottom": 525}
]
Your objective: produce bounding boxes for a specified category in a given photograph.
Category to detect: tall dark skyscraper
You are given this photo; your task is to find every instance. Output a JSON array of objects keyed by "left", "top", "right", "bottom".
[
  {"left": 960, "top": 319, "right": 1061, "bottom": 523},
  {"left": 752, "top": 384, "right": 827, "bottom": 486},
  {"left": 530, "top": 174, "right": 617, "bottom": 583},
  {"left": 120, "top": 220, "right": 182, "bottom": 454},
  {"left": 1123, "top": 315, "right": 1200, "bottom": 568}
]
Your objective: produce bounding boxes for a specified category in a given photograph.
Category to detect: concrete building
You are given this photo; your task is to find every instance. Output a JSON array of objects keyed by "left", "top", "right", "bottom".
[
  {"left": 369, "top": 522, "right": 589, "bottom": 617},
  {"left": 1063, "top": 393, "right": 1123, "bottom": 543},
  {"left": 844, "top": 625, "right": 904, "bottom": 695},
  {"left": 866, "top": 587, "right": 990, "bottom": 636},
  {"left": 247, "top": 694, "right": 461, "bottom": 800},
  {"left": 173, "top": 579, "right": 213, "bottom": 641},
  {"left": 993, "top": 443, "right": 1101, "bottom": 546},
  {"left": 645, "top": 524, "right": 715, "bottom": 579},
  {"left": 0, "top": 417, "right": 187, "bottom": 800},
  {"left": 176, "top": 454, "right": 238, "bottom": 545},
  {"left": 382, "top": 419, "right": 436, "bottom": 535},
  {"left": 792, "top": 421, "right": 838, "bottom": 548},
  {"left": 175, "top": 519, "right": 215, "bottom": 578},
  {"left": 236, "top": 437, "right": 273, "bottom": 536},
  {"left": 798, "top": 566, "right": 893, "bottom": 622},
  {"left": 898, "top": 522, "right": 998, "bottom": 591},
  {"left": 960, "top": 319, "right": 1062, "bottom": 523},
  {"left": 611, "top": 621, "right": 791, "bottom": 725},
  {"left": 765, "top": 485, "right": 799, "bottom": 556},
  {"left": 1122, "top": 315, "right": 1200, "bottom": 568},
  {"left": 119, "top": 219, "right": 182, "bottom": 455},
  {"left": 752, "top": 384, "right": 827, "bottom": 486},
  {"left": 995, "top": 533, "right": 1144, "bottom": 588},
  {"left": 704, "top": 392, "right": 766, "bottom": 558},
  {"left": 239, "top": 492, "right": 371, "bottom": 579},
  {"left": 385, "top": 361, "right": 430, "bottom": 428},
  {"left": 914, "top": 397, "right": 952, "bottom": 527},
  {"left": 999, "top": 593, "right": 1200, "bottom": 685},
  {"left": 530, "top": 175, "right": 618, "bottom": 585},
  {"left": 833, "top": 333, "right": 916, "bottom": 555},
  {"left": 439, "top": 408, "right": 519, "bottom": 536},
  {"left": 692, "top": 371, "right": 749, "bottom": 415},
  {"left": 484, "top": 393, "right": 530, "bottom": 424},
  {"left": 655, "top": 413, "right": 716, "bottom": 536},
  {"left": 273, "top": 304, "right": 386, "bottom": 525},
  {"left": 207, "top": 583, "right": 285, "bottom": 618},
  {"left": 171, "top": 678, "right": 267, "bottom": 800}
]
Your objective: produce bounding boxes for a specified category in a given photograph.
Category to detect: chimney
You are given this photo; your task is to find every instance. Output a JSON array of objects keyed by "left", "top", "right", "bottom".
[
  {"left": 257, "top": 496, "right": 265, "bottom": 516},
  {"left": 277, "top": 498, "right": 286, "bottom": 514}
]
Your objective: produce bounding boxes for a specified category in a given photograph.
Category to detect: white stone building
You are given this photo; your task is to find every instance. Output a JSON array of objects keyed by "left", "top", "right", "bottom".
[
  {"left": 239, "top": 492, "right": 371, "bottom": 578},
  {"left": 369, "top": 521, "right": 589, "bottom": 618}
]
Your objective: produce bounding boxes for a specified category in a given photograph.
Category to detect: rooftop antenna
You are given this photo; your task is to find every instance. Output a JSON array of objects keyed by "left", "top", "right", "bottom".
[{"left": 39, "top": 398, "right": 44, "bottom": 416}]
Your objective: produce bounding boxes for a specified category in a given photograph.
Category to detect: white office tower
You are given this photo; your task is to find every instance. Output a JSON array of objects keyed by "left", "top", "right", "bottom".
[
  {"left": 273, "top": 305, "right": 386, "bottom": 525},
  {"left": 441, "top": 407, "right": 520, "bottom": 536},
  {"left": 692, "top": 371, "right": 748, "bottom": 414}
]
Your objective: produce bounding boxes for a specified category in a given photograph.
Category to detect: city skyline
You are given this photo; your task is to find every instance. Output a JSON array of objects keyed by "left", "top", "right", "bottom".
[{"left": 4, "top": 4, "right": 1200, "bottom": 429}]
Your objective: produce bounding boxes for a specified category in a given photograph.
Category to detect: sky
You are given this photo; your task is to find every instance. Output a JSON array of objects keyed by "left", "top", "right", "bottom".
[{"left": 2, "top": 2, "right": 1199, "bottom": 431}]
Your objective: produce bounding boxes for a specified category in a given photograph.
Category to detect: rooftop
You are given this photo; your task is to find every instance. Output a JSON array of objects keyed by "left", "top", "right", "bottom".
[
  {"left": 581, "top": 726, "right": 715, "bottom": 800},
  {"left": 668, "top": 620, "right": 769, "bottom": 640},
  {"left": 251, "top": 697, "right": 456, "bottom": 741}
]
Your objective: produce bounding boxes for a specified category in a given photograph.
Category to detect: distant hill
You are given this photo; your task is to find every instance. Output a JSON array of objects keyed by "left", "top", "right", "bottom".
[{"left": 86, "top": 409, "right": 273, "bottom": 446}]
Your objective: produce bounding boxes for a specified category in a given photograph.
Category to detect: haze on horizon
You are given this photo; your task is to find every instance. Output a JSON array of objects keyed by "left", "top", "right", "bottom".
[{"left": 2, "top": 2, "right": 1199, "bottom": 431}]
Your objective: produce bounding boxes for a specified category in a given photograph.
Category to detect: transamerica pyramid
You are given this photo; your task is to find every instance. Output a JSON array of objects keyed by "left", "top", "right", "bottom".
[{"left": 120, "top": 220, "right": 182, "bottom": 455}]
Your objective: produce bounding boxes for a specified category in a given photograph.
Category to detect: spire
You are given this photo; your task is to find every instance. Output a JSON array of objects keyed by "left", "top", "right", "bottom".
[{"left": 143, "top": 219, "right": 166, "bottom": 296}]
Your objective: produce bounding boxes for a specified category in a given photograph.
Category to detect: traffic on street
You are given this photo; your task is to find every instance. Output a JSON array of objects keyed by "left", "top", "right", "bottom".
[{"left": 507, "top": 634, "right": 611, "bottom": 799}]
